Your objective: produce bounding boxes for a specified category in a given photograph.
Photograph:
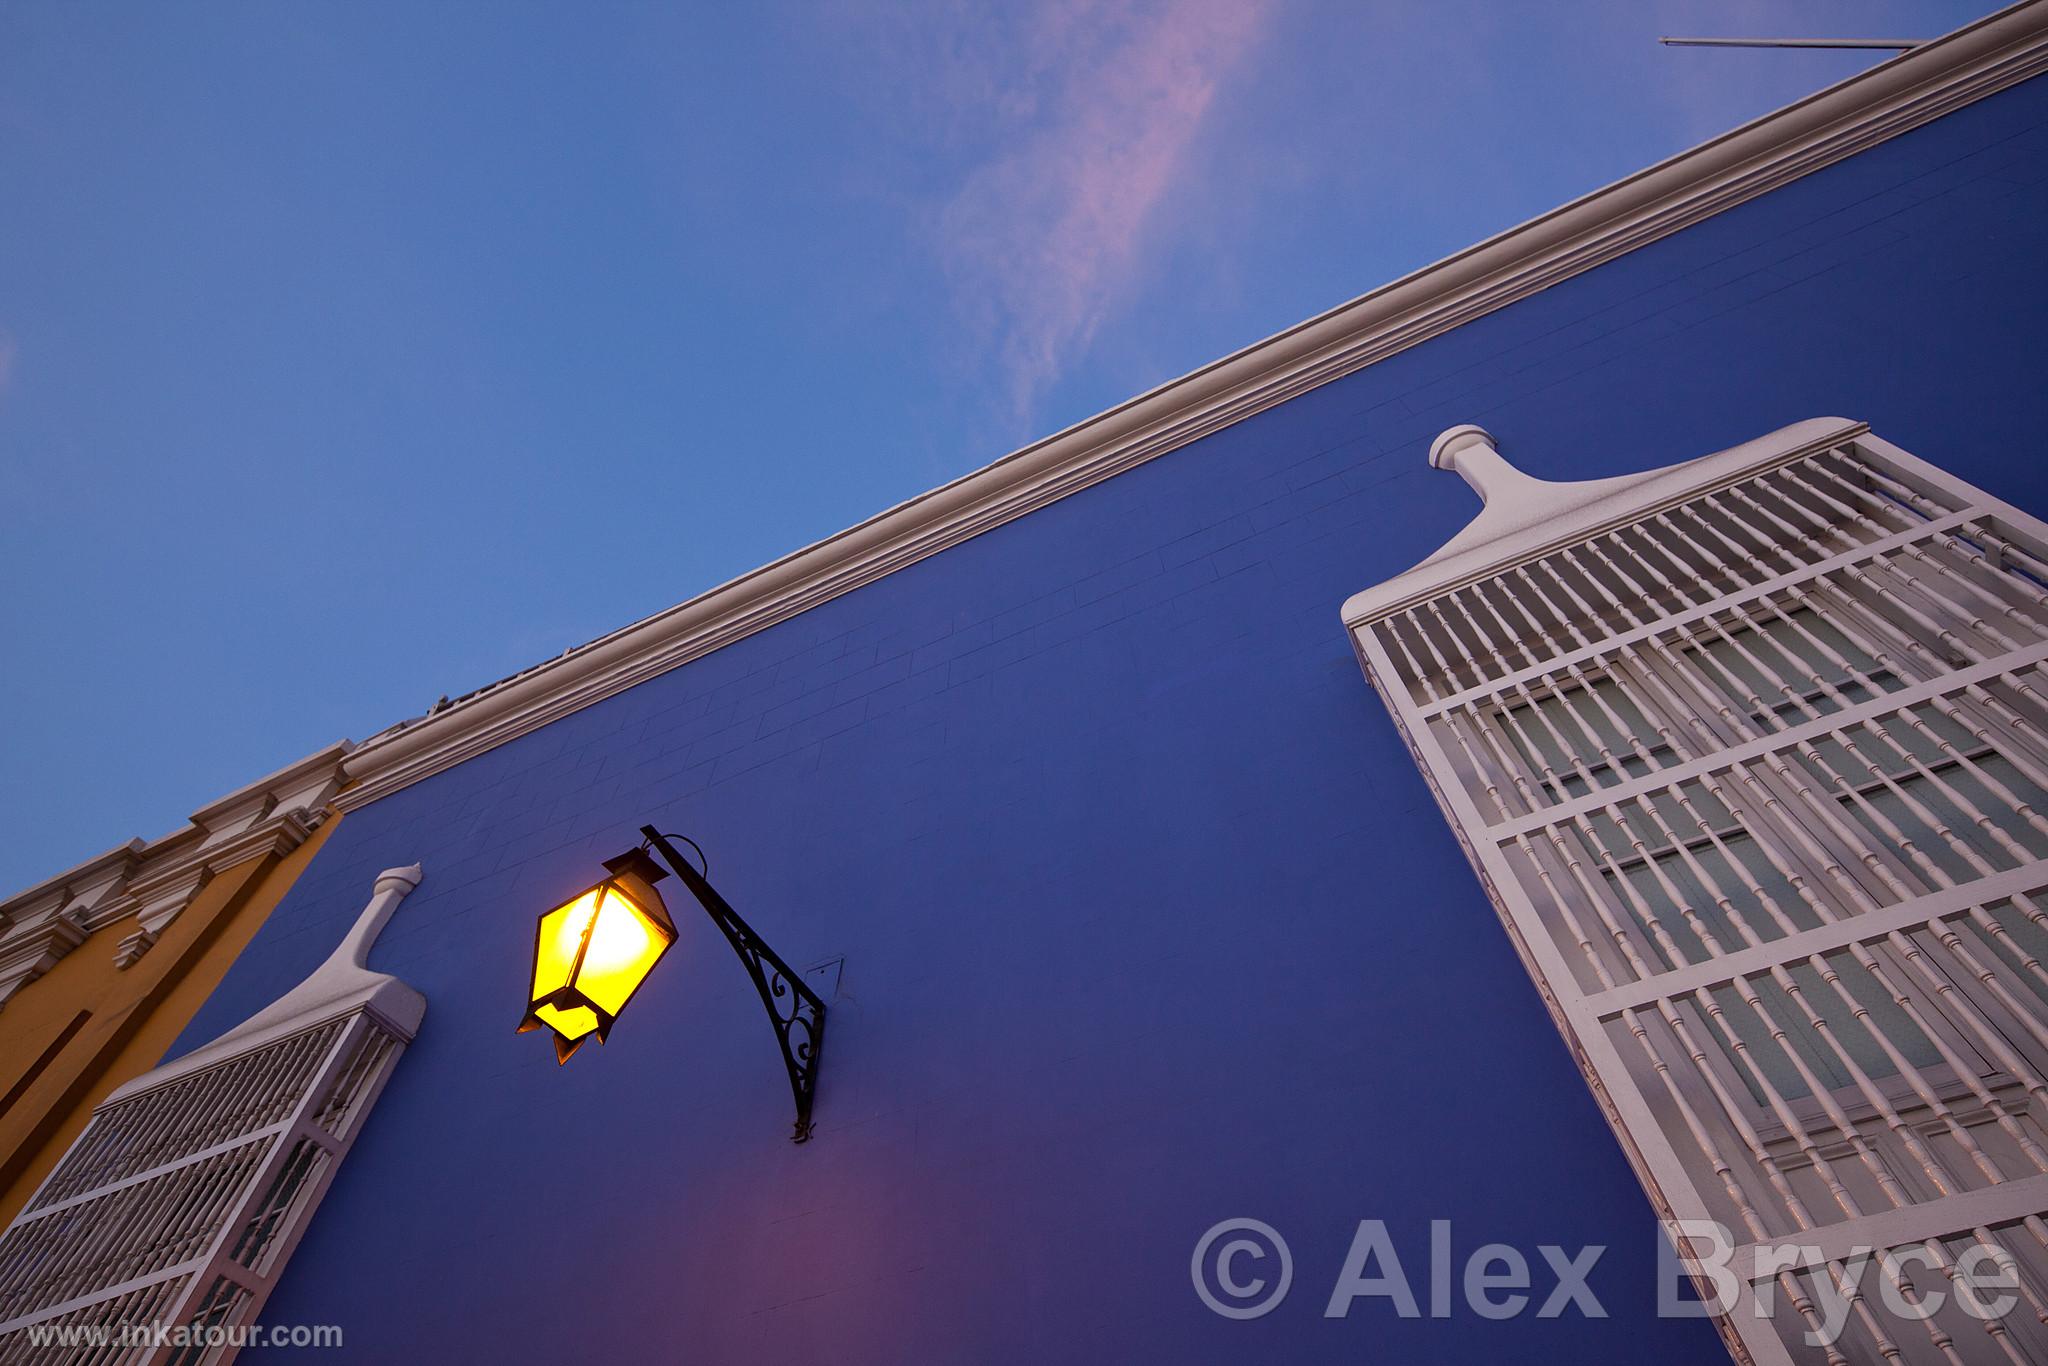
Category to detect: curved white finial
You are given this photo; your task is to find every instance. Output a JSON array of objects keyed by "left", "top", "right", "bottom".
[
  {"left": 373, "top": 863, "right": 424, "bottom": 895},
  {"left": 107, "top": 863, "right": 430, "bottom": 1100},
  {"left": 1428, "top": 424, "right": 1496, "bottom": 470},
  {"left": 1426, "top": 423, "right": 1549, "bottom": 507},
  {"left": 333, "top": 864, "right": 425, "bottom": 971}
]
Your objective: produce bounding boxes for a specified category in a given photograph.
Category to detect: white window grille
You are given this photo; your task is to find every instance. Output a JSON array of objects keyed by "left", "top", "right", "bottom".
[
  {"left": 0, "top": 865, "right": 425, "bottom": 1364},
  {"left": 1344, "top": 418, "right": 2048, "bottom": 1365}
]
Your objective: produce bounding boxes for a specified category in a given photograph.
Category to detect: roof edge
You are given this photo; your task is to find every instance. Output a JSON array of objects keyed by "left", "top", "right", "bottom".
[
  {"left": 1, "top": 740, "right": 355, "bottom": 921},
  {"left": 337, "top": 0, "right": 2048, "bottom": 813}
]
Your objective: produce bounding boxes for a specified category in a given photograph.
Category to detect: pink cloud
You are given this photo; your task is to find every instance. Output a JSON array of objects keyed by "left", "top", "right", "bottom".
[{"left": 934, "top": 0, "right": 1277, "bottom": 422}]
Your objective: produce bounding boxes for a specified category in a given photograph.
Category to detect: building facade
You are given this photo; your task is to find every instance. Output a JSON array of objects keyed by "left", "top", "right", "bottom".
[
  {"left": 0, "top": 746, "right": 350, "bottom": 1228},
  {"left": 5, "top": 4, "right": 2048, "bottom": 1363}
]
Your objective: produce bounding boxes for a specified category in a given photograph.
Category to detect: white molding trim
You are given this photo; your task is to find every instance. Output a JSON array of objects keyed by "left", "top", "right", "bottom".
[
  {"left": 112, "top": 928, "right": 158, "bottom": 972},
  {"left": 129, "top": 864, "right": 215, "bottom": 938},
  {"left": 333, "top": 0, "right": 2048, "bottom": 814},
  {"left": 0, "top": 744, "right": 351, "bottom": 998},
  {"left": 0, "top": 914, "right": 88, "bottom": 1007}
]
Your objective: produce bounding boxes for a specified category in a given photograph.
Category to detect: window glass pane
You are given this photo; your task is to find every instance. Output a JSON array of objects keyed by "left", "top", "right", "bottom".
[
  {"left": 1703, "top": 950, "right": 1944, "bottom": 1104},
  {"left": 1496, "top": 674, "right": 1677, "bottom": 801},
  {"left": 1606, "top": 835, "right": 1948, "bottom": 1103}
]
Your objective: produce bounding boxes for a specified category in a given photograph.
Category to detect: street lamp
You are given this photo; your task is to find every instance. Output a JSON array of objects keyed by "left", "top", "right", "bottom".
[{"left": 517, "top": 826, "right": 828, "bottom": 1142}]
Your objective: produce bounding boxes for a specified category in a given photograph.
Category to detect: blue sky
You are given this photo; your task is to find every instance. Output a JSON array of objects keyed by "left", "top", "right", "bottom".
[{"left": 0, "top": 0, "right": 1993, "bottom": 892}]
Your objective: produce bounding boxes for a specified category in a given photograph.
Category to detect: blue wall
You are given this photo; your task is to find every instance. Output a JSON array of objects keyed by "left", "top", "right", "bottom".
[{"left": 186, "top": 74, "right": 2048, "bottom": 1364}]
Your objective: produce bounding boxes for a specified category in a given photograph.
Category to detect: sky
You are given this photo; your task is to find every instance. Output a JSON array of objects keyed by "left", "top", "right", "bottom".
[{"left": 0, "top": 0, "right": 1997, "bottom": 893}]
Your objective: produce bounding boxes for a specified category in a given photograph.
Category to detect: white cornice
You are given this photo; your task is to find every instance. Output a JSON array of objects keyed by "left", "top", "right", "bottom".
[
  {"left": 1, "top": 842, "right": 147, "bottom": 929},
  {"left": 185, "top": 745, "right": 348, "bottom": 835},
  {"left": 0, "top": 914, "right": 88, "bottom": 1007},
  {"left": 0, "top": 743, "right": 352, "bottom": 922},
  {"left": 335, "top": 0, "right": 2048, "bottom": 813},
  {"left": 112, "top": 928, "right": 158, "bottom": 971},
  {"left": 95, "top": 803, "right": 332, "bottom": 938},
  {"left": 0, "top": 743, "right": 351, "bottom": 996}
]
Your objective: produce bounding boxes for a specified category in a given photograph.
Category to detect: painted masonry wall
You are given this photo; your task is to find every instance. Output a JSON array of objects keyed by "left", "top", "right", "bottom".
[{"left": 178, "top": 76, "right": 2048, "bottom": 1364}]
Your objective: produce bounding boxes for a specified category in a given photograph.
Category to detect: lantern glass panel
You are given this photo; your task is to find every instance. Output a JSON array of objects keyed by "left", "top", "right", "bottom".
[
  {"left": 534, "top": 1001, "right": 600, "bottom": 1041},
  {"left": 577, "top": 883, "right": 671, "bottom": 1016},
  {"left": 531, "top": 888, "right": 603, "bottom": 1006}
]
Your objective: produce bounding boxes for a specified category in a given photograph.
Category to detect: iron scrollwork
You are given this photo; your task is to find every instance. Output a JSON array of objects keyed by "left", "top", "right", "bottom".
[{"left": 641, "top": 827, "right": 827, "bottom": 1142}]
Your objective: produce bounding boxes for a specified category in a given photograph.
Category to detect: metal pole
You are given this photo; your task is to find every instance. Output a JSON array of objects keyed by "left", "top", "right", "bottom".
[{"left": 1660, "top": 36, "right": 1927, "bottom": 50}]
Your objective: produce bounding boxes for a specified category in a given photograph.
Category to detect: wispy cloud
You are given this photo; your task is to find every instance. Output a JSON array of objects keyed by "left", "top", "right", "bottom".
[{"left": 926, "top": 0, "right": 1277, "bottom": 423}]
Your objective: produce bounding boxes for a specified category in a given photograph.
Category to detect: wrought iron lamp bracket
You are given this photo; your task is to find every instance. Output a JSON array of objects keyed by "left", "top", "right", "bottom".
[{"left": 640, "top": 827, "right": 827, "bottom": 1143}]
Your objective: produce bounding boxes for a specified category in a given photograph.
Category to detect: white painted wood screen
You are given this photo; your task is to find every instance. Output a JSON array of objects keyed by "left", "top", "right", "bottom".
[
  {"left": 1344, "top": 419, "right": 2048, "bottom": 1366},
  {"left": 0, "top": 865, "right": 425, "bottom": 1365}
]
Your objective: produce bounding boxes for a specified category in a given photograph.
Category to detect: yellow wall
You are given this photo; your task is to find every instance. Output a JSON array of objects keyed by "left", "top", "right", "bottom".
[{"left": 0, "top": 814, "right": 342, "bottom": 1224}]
